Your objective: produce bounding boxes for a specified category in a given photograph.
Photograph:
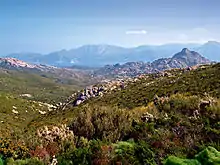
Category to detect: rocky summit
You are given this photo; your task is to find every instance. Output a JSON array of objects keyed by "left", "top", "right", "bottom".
[{"left": 94, "top": 48, "right": 211, "bottom": 77}]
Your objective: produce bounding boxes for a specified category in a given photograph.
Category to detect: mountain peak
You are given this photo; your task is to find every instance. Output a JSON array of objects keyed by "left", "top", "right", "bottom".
[
  {"left": 181, "top": 48, "right": 190, "bottom": 53},
  {"left": 172, "top": 49, "right": 210, "bottom": 66},
  {"left": 173, "top": 48, "right": 197, "bottom": 59}
]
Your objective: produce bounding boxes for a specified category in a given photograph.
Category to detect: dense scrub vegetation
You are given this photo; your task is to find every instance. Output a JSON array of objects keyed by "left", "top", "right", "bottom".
[{"left": 0, "top": 64, "right": 220, "bottom": 164}]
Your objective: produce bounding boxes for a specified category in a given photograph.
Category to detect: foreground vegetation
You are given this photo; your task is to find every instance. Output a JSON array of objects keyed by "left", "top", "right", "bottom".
[{"left": 0, "top": 64, "right": 219, "bottom": 164}]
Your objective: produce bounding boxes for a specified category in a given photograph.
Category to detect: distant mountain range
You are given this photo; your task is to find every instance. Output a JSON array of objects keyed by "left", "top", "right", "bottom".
[
  {"left": 94, "top": 48, "right": 211, "bottom": 77},
  {"left": 0, "top": 48, "right": 212, "bottom": 78},
  {"left": 2, "top": 41, "right": 220, "bottom": 67}
]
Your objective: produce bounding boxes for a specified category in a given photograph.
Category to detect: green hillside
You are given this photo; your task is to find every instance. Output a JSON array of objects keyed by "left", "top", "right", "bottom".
[
  {"left": 0, "top": 69, "right": 91, "bottom": 103},
  {"left": 0, "top": 64, "right": 219, "bottom": 164}
]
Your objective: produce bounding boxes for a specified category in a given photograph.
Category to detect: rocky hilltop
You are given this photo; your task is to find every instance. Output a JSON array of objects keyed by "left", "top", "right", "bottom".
[
  {"left": 0, "top": 57, "right": 57, "bottom": 72},
  {"left": 94, "top": 48, "right": 211, "bottom": 77},
  {"left": 0, "top": 57, "right": 96, "bottom": 82}
]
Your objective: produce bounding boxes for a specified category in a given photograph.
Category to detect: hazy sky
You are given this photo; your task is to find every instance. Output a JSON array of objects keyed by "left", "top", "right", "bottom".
[{"left": 1, "top": 0, "right": 220, "bottom": 54}]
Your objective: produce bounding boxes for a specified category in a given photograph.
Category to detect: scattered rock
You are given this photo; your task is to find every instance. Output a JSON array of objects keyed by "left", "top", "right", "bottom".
[
  {"left": 12, "top": 109, "right": 18, "bottom": 114},
  {"left": 39, "top": 110, "right": 47, "bottom": 115},
  {"left": 50, "top": 155, "right": 58, "bottom": 165},
  {"left": 141, "top": 112, "right": 154, "bottom": 122},
  {"left": 20, "top": 94, "right": 32, "bottom": 98},
  {"left": 200, "top": 100, "right": 211, "bottom": 110}
]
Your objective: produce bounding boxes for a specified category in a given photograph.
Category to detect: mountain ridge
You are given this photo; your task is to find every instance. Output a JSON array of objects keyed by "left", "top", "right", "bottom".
[
  {"left": 1, "top": 48, "right": 211, "bottom": 79},
  {"left": 3, "top": 41, "right": 220, "bottom": 67}
]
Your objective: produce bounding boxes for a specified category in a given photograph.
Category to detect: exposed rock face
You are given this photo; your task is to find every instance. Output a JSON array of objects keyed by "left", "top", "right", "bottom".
[{"left": 94, "top": 49, "right": 211, "bottom": 77}]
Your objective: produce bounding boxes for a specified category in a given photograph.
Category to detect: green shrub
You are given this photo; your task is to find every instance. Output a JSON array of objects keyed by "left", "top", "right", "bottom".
[
  {"left": 57, "top": 147, "right": 92, "bottom": 165},
  {"left": 112, "top": 141, "right": 136, "bottom": 164},
  {"left": 206, "top": 99, "right": 220, "bottom": 115},
  {"left": 195, "top": 146, "right": 220, "bottom": 165},
  {"left": 164, "top": 147, "right": 220, "bottom": 165},
  {"left": 0, "top": 156, "right": 4, "bottom": 165},
  {"left": 134, "top": 141, "right": 156, "bottom": 165},
  {"left": 166, "top": 94, "right": 200, "bottom": 114},
  {"left": 69, "top": 105, "right": 138, "bottom": 142},
  {"left": 164, "top": 156, "right": 201, "bottom": 165}
]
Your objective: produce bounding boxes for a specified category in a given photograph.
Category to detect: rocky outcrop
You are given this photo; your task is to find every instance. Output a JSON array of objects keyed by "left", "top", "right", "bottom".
[{"left": 57, "top": 79, "right": 129, "bottom": 109}]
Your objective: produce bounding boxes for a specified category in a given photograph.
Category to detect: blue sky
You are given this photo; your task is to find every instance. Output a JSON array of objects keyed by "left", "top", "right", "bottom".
[{"left": 0, "top": 0, "right": 220, "bottom": 54}]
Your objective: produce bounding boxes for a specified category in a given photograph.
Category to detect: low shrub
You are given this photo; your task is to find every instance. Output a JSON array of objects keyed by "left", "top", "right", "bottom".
[
  {"left": 57, "top": 147, "right": 92, "bottom": 165},
  {"left": 69, "top": 105, "right": 138, "bottom": 142},
  {"left": 0, "top": 139, "right": 29, "bottom": 160},
  {"left": 6, "top": 158, "right": 44, "bottom": 165},
  {"left": 112, "top": 141, "right": 136, "bottom": 164}
]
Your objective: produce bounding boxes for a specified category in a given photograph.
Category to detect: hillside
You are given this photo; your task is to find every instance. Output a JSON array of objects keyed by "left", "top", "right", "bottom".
[
  {"left": 0, "top": 67, "right": 95, "bottom": 103},
  {"left": 0, "top": 93, "right": 54, "bottom": 138},
  {"left": 20, "top": 63, "right": 219, "bottom": 164},
  {"left": 0, "top": 61, "right": 219, "bottom": 164}
]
